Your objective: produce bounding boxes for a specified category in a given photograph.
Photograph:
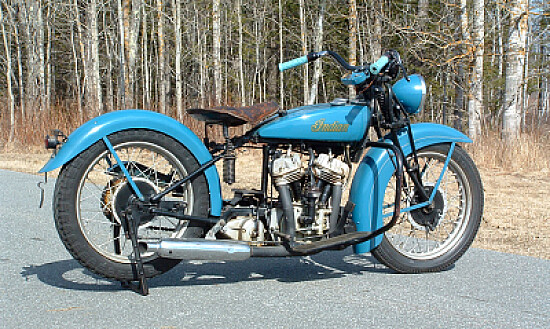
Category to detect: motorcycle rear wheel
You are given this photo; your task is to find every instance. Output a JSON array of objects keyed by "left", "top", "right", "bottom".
[
  {"left": 371, "top": 143, "right": 483, "bottom": 273},
  {"left": 53, "top": 129, "right": 209, "bottom": 281}
]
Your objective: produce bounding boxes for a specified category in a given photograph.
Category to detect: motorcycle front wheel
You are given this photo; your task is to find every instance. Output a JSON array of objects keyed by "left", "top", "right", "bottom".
[
  {"left": 53, "top": 129, "right": 210, "bottom": 281},
  {"left": 371, "top": 143, "right": 483, "bottom": 273}
]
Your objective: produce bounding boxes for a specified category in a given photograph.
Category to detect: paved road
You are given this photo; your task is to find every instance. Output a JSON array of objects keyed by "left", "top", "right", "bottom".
[{"left": 1, "top": 169, "right": 548, "bottom": 328}]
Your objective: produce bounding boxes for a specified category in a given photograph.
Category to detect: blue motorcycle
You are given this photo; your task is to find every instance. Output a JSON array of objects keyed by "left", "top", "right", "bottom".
[{"left": 41, "top": 50, "right": 483, "bottom": 295}]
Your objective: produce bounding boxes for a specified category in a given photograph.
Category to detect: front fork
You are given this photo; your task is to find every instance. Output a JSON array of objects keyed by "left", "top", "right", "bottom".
[
  {"left": 383, "top": 129, "right": 456, "bottom": 219},
  {"left": 388, "top": 129, "right": 431, "bottom": 204}
]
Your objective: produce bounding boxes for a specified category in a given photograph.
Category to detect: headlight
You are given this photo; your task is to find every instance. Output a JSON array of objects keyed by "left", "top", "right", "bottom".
[{"left": 392, "top": 74, "right": 426, "bottom": 114}]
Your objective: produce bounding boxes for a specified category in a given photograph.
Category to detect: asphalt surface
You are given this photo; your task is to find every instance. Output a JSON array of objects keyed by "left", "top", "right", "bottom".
[{"left": 1, "top": 169, "right": 549, "bottom": 328}]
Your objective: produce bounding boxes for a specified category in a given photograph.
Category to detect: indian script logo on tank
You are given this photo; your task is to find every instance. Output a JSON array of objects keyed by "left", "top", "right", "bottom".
[{"left": 311, "top": 119, "right": 350, "bottom": 133}]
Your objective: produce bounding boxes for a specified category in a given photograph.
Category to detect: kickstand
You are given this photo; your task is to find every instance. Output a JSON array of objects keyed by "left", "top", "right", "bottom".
[{"left": 121, "top": 207, "right": 149, "bottom": 296}]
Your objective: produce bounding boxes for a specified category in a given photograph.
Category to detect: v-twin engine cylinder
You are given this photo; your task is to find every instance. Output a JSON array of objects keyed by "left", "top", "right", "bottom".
[
  {"left": 270, "top": 152, "right": 350, "bottom": 186},
  {"left": 271, "top": 153, "right": 303, "bottom": 185},
  {"left": 312, "top": 154, "right": 349, "bottom": 185}
]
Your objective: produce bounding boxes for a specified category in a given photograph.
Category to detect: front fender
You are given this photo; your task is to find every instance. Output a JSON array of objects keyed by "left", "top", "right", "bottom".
[
  {"left": 39, "top": 110, "right": 222, "bottom": 216},
  {"left": 349, "top": 123, "right": 472, "bottom": 254}
]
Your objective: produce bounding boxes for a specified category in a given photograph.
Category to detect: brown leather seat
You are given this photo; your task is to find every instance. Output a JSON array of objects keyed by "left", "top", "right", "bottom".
[{"left": 187, "top": 102, "right": 279, "bottom": 127}]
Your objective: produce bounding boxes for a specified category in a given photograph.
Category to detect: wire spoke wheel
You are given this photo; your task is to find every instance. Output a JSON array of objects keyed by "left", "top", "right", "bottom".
[
  {"left": 53, "top": 130, "right": 209, "bottom": 281},
  {"left": 372, "top": 143, "right": 483, "bottom": 273},
  {"left": 77, "top": 141, "right": 193, "bottom": 263}
]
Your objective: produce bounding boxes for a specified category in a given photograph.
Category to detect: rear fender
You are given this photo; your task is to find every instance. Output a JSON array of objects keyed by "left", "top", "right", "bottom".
[
  {"left": 349, "top": 123, "right": 472, "bottom": 254},
  {"left": 39, "top": 110, "right": 222, "bottom": 216}
]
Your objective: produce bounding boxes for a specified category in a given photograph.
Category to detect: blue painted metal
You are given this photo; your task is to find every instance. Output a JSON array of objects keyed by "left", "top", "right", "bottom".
[
  {"left": 341, "top": 72, "right": 369, "bottom": 86},
  {"left": 392, "top": 74, "right": 427, "bottom": 114},
  {"left": 255, "top": 103, "right": 370, "bottom": 142},
  {"left": 349, "top": 124, "right": 471, "bottom": 254},
  {"left": 382, "top": 142, "right": 456, "bottom": 218},
  {"left": 370, "top": 55, "right": 389, "bottom": 75},
  {"left": 39, "top": 110, "right": 222, "bottom": 216},
  {"left": 279, "top": 56, "right": 308, "bottom": 72},
  {"left": 102, "top": 136, "right": 145, "bottom": 201},
  {"left": 428, "top": 142, "right": 455, "bottom": 201}
]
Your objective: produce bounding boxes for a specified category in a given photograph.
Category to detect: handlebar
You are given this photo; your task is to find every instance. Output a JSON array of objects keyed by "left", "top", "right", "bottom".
[
  {"left": 278, "top": 51, "right": 361, "bottom": 72},
  {"left": 278, "top": 56, "right": 309, "bottom": 72},
  {"left": 278, "top": 49, "right": 408, "bottom": 81},
  {"left": 369, "top": 55, "right": 389, "bottom": 75}
]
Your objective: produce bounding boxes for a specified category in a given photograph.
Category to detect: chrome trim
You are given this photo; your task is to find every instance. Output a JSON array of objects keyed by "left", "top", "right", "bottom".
[
  {"left": 418, "top": 75, "right": 427, "bottom": 112},
  {"left": 143, "top": 239, "right": 251, "bottom": 261}
]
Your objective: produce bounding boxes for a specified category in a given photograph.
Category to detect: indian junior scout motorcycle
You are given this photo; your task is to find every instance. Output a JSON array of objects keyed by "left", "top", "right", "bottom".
[{"left": 40, "top": 50, "right": 483, "bottom": 295}]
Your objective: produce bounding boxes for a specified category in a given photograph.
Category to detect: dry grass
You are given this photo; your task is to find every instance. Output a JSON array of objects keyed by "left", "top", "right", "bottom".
[
  {"left": 465, "top": 129, "right": 550, "bottom": 172},
  {"left": 1, "top": 131, "right": 549, "bottom": 260},
  {"left": 474, "top": 169, "right": 550, "bottom": 259},
  {"left": 462, "top": 129, "right": 550, "bottom": 258}
]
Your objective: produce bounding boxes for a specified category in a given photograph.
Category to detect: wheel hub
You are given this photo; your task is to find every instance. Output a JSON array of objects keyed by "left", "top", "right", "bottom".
[
  {"left": 409, "top": 185, "right": 447, "bottom": 230},
  {"left": 109, "top": 178, "right": 160, "bottom": 225}
]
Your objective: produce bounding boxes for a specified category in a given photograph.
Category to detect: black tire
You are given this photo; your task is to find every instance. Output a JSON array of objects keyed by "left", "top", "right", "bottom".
[
  {"left": 53, "top": 129, "right": 210, "bottom": 281},
  {"left": 371, "top": 143, "right": 483, "bottom": 273}
]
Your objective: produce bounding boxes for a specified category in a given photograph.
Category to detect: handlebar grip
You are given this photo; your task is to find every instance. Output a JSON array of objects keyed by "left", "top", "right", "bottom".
[
  {"left": 279, "top": 56, "right": 309, "bottom": 72},
  {"left": 369, "top": 55, "right": 390, "bottom": 75}
]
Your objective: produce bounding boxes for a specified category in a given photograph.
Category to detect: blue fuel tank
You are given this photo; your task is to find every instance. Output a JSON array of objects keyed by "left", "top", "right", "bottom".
[{"left": 255, "top": 102, "right": 371, "bottom": 142}]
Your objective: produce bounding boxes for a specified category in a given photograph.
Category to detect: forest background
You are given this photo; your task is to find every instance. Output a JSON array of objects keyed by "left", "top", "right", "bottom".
[{"left": 0, "top": 0, "right": 549, "bottom": 258}]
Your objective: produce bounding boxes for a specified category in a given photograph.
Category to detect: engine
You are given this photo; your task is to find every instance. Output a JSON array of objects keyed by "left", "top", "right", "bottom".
[
  {"left": 217, "top": 148, "right": 349, "bottom": 242},
  {"left": 270, "top": 150, "right": 349, "bottom": 238}
]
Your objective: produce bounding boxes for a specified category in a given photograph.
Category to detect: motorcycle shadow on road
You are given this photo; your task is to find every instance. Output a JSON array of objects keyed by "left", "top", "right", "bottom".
[{"left": 21, "top": 247, "right": 398, "bottom": 293}]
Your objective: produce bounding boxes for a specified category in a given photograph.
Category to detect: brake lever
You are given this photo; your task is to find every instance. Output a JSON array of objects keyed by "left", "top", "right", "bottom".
[{"left": 389, "top": 49, "right": 409, "bottom": 82}]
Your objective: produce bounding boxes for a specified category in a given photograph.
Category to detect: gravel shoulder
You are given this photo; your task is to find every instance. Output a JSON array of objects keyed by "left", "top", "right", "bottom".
[{"left": 1, "top": 169, "right": 549, "bottom": 329}]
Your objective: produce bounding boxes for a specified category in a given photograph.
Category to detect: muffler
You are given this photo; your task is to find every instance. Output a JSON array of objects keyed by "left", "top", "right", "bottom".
[{"left": 142, "top": 238, "right": 252, "bottom": 261}]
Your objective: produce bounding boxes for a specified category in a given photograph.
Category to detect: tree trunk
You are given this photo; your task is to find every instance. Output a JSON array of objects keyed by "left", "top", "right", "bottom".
[
  {"left": 348, "top": 0, "right": 357, "bottom": 99},
  {"left": 157, "top": 0, "right": 167, "bottom": 114},
  {"left": 6, "top": 2, "right": 24, "bottom": 119},
  {"left": 46, "top": 4, "right": 53, "bottom": 112},
  {"left": 173, "top": 0, "right": 183, "bottom": 120},
  {"left": 467, "top": 0, "right": 483, "bottom": 139},
  {"left": 37, "top": 1, "right": 45, "bottom": 111},
  {"left": 502, "top": 0, "right": 529, "bottom": 141},
  {"left": 239, "top": 0, "right": 246, "bottom": 106},
  {"left": 124, "top": 0, "right": 141, "bottom": 109},
  {"left": 366, "top": 2, "right": 382, "bottom": 60},
  {"left": 309, "top": 0, "right": 326, "bottom": 105},
  {"left": 142, "top": 4, "right": 150, "bottom": 110},
  {"left": 299, "top": 0, "right": 308, "bottom": 104},
  {"left": 521, "top": 21, "right": 531, "bottom": 128},
  {"left": 88, "top": 0, "right": 103, "bottom": 115},
  {"left": 213, "top": 0, "right": 222, "bottom": 106},
  {"left": 457, "top": 0, "right": 470, "bottom": 132},
  {"left": 117, "top": 0, "right": 127, "bottom": 109},
  {"left": 105, "top": 25, "right": 115, "bottom": 112},
  {"left": 278, "top": 0, "right": 284, "bottom": 108},
  {"left": 1, "top": 4, "right": 15, "bottom": 142}
]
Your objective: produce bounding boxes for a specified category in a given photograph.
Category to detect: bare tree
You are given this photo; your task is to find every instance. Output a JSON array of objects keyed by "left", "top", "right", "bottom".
[
  {"left": 173, "top": 0, "right": 183, "bottom": 120},
  {"left": 88, "top": 0, "right": 103, "bottom": 114},
  {"left": 213, "top": 0, "right": 222, "bottom": 105},
  {"left": 468, "top": 0, "right": 484, "bottom": 139},
  {"left": 348, "top": 0, "right": 357, "bottom": 99},
  {"left": 503, "top": 0, "right": 529, "bottom": 141},
  {"left": 1, "top": 3, "right": 15, "bottom": 141},
  {"left": 239, "top": 0, "right": 246, "bottom": 106},
  {"left": 157, "top": 0, "right": 167, "bottom": 114},
  {"left": 309, "top": 0, "right": 326, "bottom": 105},
  {"left": 299, "top": 0, "right": 308, "bottom": 104},
  {"left": 117, "top": 0, "right": 127, "bottom": 109}
]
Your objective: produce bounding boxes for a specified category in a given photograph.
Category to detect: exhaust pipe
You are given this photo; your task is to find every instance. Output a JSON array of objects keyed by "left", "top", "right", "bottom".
[{"left": 142, "top": 238, "right": 252, "bottom": 261}]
